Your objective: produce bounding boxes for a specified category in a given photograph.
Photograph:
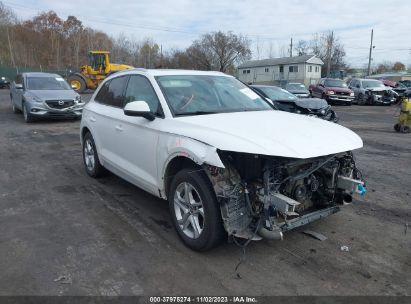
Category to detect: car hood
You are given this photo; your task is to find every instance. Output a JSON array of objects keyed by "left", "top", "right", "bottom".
[
  {"left": 295, "top": 98, "right": 328, "bottom": 110},
  {"left": 365, "top": 87, "right": 388, "bottom": 92},
  {"left": 25, "top": 90, "right": 77, "bottom": 100},
  {"left": 164, "top": 110, "right": 363, "bottom": 159}
]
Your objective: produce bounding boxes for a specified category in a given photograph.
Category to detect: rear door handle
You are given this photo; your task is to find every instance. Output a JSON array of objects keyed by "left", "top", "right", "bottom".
[
  {"left": 89, "top": 116, "right": 96, "bottom": 122},
  {"left": 115, "top": 125, "right": 124, "bottom": 132}
]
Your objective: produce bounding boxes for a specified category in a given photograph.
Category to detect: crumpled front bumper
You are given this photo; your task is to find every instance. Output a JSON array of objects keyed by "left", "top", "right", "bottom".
[
  {"left": 26, "top": 101, "right": 84, "bottom": 118},
  {"left": 280, "top": 206, "right": 340, "bottom": 232},
  {"left": 327, "top": 95, "right": 355, "bottom": 103}
]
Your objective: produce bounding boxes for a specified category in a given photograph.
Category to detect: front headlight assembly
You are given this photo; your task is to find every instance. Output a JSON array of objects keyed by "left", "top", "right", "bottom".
[{"left": 25, "top": 95, "right": 42, "bottom": 103}]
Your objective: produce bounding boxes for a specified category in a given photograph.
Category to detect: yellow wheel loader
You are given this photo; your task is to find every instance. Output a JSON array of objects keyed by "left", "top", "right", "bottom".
[{"left": 68, "top": 51, "right": 133, "bottom": 93}]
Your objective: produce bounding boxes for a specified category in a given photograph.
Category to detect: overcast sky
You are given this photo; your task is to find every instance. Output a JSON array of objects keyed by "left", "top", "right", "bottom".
[{"left": 4, "top": 0, "right": 411, "bottom": 68}]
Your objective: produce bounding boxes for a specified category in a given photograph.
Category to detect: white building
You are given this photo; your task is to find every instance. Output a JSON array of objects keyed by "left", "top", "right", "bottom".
[{"left": 237, "top": 55, "right": 324, "bottom": 87}]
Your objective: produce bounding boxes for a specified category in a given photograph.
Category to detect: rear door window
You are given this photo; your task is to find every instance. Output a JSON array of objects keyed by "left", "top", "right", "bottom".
[
  {"left": 95, "top": 76, "right": 129, "bottom": 107},
  {"left": 95, "top": 80, "right": 110, "bottom": 103}
]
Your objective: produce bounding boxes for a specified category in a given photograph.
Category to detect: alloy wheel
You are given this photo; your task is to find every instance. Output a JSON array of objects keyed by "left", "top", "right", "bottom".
[
  {"left": 173, "top": 182, "right": 205, "bottom": 239},
  {"left": 84, "top": 139, "right": 95, "bottom": 171}
]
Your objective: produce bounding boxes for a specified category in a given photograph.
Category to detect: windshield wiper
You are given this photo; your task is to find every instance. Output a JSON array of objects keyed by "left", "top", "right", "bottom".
[{"left": 174, "top": 111, "right": 219, "bottom": 116}]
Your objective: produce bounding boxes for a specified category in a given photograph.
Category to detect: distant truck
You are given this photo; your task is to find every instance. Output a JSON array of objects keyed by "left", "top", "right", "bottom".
[{"left": 309, "top": 78, "right": 355, "bottom": 105}]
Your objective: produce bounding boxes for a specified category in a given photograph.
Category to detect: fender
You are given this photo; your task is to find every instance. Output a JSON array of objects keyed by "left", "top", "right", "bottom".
[{"left": 157, "top": 133, "right": 224, "bottom": 197}]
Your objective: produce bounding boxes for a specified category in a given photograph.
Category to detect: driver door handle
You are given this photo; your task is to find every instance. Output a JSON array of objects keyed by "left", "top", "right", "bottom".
[
  {"left": 115, "top": 125, "right": 124, "bottom": 132},
  {"left": 89, "top": 116, "right": 96, "bottom": 122}
]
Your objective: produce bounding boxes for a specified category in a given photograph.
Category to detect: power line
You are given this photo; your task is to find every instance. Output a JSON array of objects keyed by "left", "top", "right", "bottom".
[{"left": 3, "top": 1, "right": 203, "bottom": 35}]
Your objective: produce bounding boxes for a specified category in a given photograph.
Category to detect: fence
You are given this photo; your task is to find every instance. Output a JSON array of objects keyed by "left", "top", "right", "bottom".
[{"left": 0, "top": 66, "right": 71, "bottom": 82}]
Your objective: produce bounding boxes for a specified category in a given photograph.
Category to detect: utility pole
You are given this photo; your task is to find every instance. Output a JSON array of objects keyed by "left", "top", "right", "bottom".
[
  {"left": 326, "top": 31, "right": 333, "bottom": 77},
  {"left": 290, "top": 38, "right": 293, "bottom": 57},
  {"left": 367, "top": 29, "right": 374, "bottom": 76}
]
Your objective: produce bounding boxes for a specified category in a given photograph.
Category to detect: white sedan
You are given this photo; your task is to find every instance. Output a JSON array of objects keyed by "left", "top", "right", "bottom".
[{"left": 80, "top": 69, "right": 365, "bottom": 251}]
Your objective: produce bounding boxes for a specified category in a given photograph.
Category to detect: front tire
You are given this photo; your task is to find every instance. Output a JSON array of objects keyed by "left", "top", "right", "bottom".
[
  {"left": 169, "top": 169, "right": 226, "bottom": 251},
  {"left": 22, "top": 102, "right": 33, "bottom": 122},
  {"left": 358, "top": 93, "right": 366, "bottom": 105},
  {"left": 68, "top": 75, "right": 87, "bottom": 93},
  {"left": 82, "top": 132, "right": 105, "bottom": 178}
]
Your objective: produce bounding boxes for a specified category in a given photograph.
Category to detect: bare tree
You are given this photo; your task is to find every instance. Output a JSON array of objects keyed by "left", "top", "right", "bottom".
[
  {"left": 294, "top": 40, "right": 309, "bottom": 56},
  {"left": 186, "top": 31, "right": 251, "bottom": 73},
  {"left": 375, "top": 62, "right": 392, "bottom": 74},
  {"left": 309, "top": 32, "right": 346, "bottom": 76},
  {"left": 0, "top": 2, "right": 17, "bottom": 66}
]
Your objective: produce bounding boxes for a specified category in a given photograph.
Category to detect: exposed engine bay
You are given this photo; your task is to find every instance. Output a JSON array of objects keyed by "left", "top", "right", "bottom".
[{"left": 205, "top": 151, "right": 365, "bottom": 240}]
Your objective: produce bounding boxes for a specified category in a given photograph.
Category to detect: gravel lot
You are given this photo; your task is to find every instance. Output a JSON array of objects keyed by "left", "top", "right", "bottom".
[{"left": 0, "top": 89, "right": 410, "bottom": 296}]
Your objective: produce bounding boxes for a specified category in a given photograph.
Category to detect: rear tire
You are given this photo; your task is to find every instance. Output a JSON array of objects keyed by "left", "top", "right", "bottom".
[
  {"left": 82, "top": 132, "right": 105, "bottom": 178},
  {"left": 68, "top": 75, "right": 87, "bottom": 94},
  {"left": 168, "top": 168, "right": 226, "bottom": 251}
]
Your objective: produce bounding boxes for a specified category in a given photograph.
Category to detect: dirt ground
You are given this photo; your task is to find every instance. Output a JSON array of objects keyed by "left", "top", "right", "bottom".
[{"left": 0, "top": 89, "right": 410, "bottom": 296}]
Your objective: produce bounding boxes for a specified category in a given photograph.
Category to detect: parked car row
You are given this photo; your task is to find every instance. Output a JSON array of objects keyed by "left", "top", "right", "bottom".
[
  {"left": 307, "top": 77, "right": 402, "bottom": 106},
  {"left": 5, "top": 69, "right": 366, "bottom": 251}
]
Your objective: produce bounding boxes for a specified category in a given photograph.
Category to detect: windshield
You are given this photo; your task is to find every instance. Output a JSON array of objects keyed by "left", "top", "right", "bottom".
[
  {"left": 324, "top": 79, "right": 348, "bottom": 88},
  {"left": 362, "top": 80, "right": 385, "bottom": 89},
  {"left": 258, "top": 86, "right": 298, "bottom": 102},
  {"left": 27, "top": 76, "right": 71, "bottom": 90},
  {"left": 156, "top": 75, "right": 273, "bottom": 116},
  {"left": 286, "top": 83, "right": 306, "bottom": 91}
]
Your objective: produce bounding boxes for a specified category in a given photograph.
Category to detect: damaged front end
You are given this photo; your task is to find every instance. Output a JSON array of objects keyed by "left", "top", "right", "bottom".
[
  {"left": 365, "top": 89, "right": 396, "bottom": 105},
  {"left": 205, "top": 151, "right": 365, "bottom": 241}
]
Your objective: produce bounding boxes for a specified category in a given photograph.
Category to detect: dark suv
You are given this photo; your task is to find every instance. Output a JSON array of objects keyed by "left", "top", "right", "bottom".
[{"left": 309, "top": 78, "right": 355, "bottom": 105}]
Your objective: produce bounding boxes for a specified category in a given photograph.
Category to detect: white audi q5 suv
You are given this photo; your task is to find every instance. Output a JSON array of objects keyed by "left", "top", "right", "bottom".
[{"left": 80, "top": 69, "right": 365, "bottom": 251}]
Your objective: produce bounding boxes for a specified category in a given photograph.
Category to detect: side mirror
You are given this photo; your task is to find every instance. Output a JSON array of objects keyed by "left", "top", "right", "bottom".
[
  {"left": 319, "top": 84, "right": 324, "bottom": 87},
  {"left": 124, "top": 101, "right": 155, "bottom": 121},
  {"left": 15, "top": 83, "right": 23, "bottom": 90},
  {"left": 356, "top": 84, "right": 360, "bottom": 88}
]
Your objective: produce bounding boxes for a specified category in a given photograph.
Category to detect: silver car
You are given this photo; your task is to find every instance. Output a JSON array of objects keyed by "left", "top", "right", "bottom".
[
  {"left": 348, "top": 78, "right": 396, "bottom": 105},
  {"left": 10, "top": 72, "right": 84, "bottom": 122}
]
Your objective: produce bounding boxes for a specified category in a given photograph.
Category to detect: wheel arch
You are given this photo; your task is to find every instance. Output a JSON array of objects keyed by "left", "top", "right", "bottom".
[
  {"left": 80, "top": 126, "right": 91, "bottom": 144},
  {"left": 158, "top": 135, "right": 225, "bottom": 199},
  {"left": 163, "top": 156, "right": 203, "bottom": 199}
]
